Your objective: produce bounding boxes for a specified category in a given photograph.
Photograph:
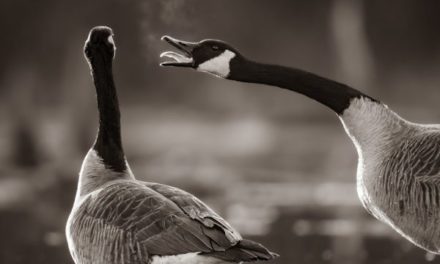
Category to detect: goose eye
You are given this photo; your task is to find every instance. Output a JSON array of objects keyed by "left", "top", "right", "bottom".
[{"left": 211, "top": 45, "right": 219, "bottom": 51}]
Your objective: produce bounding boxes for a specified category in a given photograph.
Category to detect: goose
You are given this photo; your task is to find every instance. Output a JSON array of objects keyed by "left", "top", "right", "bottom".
[
  {"left": 65, "top": 27, "right": 278, "bottom": 264},
  {"left": 160, "top": 35, "right": 440, "bottom": 253}
]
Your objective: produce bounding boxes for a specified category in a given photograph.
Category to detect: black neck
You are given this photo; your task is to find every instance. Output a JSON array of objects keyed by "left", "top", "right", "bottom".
[
  {"left": 90, "top": 51, "right": 126, "bottom": 172},
  {"left": 229, "top": 59, "right": 376, "bottom": 114}
]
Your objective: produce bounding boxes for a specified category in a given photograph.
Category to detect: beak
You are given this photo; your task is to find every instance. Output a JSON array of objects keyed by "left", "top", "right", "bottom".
[{"left": 160, "top": 35, "right": 197, "bottom": 67}]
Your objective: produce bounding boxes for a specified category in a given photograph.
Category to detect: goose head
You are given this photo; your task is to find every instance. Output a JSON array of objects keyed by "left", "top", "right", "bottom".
[
  {"left": 160, "top": 36, "right": 243, "bottom": 78},
  {"left": 84, "top": 26, "right": 116, "bottom": 63}
]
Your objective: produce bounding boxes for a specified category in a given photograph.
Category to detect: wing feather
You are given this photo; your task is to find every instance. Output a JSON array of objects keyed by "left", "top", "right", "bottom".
[
  {"left": 76, "top": 180, "right": 241, "bottom": 258},
  {"left": 142, "top": 182, "right": 242, "bottom": 243}
]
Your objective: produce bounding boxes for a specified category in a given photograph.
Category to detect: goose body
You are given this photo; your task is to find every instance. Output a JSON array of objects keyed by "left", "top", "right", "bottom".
[
  {"left": 66, "top": 27, "right": 278, "bottom": 264},
  {"left": 160, "top": 36, "right": 440, "bottom": 253},
  {"left": 342, "top": 97, "right": 440, "bottom": 251}
]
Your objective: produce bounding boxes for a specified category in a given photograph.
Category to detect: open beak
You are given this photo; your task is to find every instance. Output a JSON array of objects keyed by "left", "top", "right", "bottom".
[{"left": 160, "top": 36, "right": 197, "bottom": 67}]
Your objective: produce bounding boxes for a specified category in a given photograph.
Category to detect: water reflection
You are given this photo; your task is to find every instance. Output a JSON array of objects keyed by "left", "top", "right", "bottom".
[{"left": 224, "top": 181, "right": 437, "bottom": 264}]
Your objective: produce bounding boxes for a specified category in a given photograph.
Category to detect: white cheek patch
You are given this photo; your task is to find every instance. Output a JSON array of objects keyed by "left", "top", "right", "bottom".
[
  {"left": 107, "top": 35, "right": 116, "bottom": 57},
  {"left": 107, "top": 35, "right": 115, "bottom": 45},
  {"left": 197, "top": 50, "right": 236, "bottom": 78},
  {"left": 86, "top": 32, "right": 91, "bottom": 44}
]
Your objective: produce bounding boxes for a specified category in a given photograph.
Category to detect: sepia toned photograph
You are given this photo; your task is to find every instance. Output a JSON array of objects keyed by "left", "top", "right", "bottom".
[{"left": 3, "top": 1, "right": 440, "bottom": 263}]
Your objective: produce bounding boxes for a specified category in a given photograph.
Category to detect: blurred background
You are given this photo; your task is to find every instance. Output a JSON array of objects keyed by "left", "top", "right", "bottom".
[{"left": 2, "top": 0, "right": 440, "bottom": 263}]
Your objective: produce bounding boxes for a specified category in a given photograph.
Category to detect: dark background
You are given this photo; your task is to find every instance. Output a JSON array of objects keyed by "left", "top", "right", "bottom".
[{"left": 2, "top": 0, "right": 440, "bottom": 263}]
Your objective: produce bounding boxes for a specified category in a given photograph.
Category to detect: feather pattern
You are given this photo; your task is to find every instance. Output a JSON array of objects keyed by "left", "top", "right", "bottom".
[
  {"left": 67, "top": 177, "right": 274, "bottom": 264},
  {"left": 341, "top": 97, "right": 440, "bottom": 252}
]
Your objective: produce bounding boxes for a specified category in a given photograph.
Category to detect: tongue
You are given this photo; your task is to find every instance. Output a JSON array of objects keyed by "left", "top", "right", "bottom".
[{"left": 160, "top": 51, "right": 192, "bottom": 63}]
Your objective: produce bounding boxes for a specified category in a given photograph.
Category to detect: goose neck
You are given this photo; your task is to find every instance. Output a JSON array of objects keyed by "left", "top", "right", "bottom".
[
  {"left": 89, "top": 51, "right": 126, "bottom": 172},
  {"left": 229, "top": 59, "right": 375, "bottom": 115}
]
